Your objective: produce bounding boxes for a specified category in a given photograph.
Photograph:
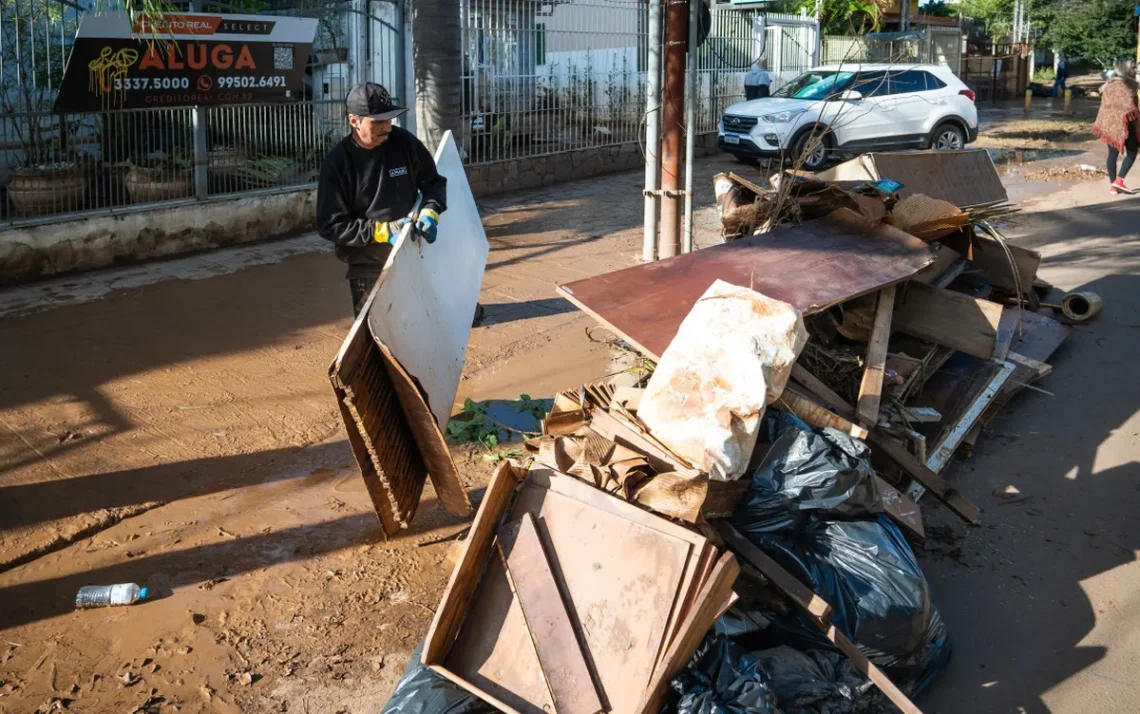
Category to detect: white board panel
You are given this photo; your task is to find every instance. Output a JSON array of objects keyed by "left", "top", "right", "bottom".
[{"left": 368, "top": 131, "right": 489, "bottom": 429}]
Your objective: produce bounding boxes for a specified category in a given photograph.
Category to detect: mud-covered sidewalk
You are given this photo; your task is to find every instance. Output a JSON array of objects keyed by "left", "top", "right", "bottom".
[
  {"left": 0, "top": 155, "right": 736, "bottom": 714},
  {"left": 3, "top": 119, "right": 1139, "bottom": 713}
]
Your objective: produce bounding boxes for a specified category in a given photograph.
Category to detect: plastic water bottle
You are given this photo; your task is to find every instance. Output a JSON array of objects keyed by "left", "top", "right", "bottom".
[{"left": 75, "top": 583, "right": 148, "bottom": 609}]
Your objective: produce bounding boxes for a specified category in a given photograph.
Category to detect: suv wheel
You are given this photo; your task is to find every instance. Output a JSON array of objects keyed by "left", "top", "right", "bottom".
[
  {"left": 792, "top": 128, "right": 832, "bottom": 172},
  {"left": 932, "top": 123, "right": 966, "bottom": 151}
]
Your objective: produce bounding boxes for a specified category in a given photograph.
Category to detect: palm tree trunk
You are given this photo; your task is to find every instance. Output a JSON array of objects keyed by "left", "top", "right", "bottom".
[{"left": 413, "top": 0, "right": 463, "bottom": 150}]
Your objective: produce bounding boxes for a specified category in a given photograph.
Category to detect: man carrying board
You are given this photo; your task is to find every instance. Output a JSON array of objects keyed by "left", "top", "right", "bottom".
[{"left": 316, "top": 82, "right": 446, "bottom": 316}]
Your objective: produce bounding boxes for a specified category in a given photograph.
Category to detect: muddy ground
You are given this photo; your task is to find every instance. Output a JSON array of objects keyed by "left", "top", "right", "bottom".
[{"left": 2, "top": 111, "right": 1136, "bottom": 714}]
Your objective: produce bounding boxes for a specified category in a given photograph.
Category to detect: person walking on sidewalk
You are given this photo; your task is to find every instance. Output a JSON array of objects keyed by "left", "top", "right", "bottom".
[
  {"left": 1093, "top": 58, "right": 1140, "bottom": 195},
  {"left": 316, "top": 82, "right": 446, "bottom": 316}
]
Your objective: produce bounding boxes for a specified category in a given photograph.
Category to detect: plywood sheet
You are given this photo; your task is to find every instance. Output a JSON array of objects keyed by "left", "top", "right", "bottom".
[
  {"left": 820, "top": 150, "right": 1008, "bottom": 208},
  {"left": 447, "top": 483, "right": 692, "bottom": 714},
  {"left": 558, "top": 211, "right": 933, "bottom": 360}
]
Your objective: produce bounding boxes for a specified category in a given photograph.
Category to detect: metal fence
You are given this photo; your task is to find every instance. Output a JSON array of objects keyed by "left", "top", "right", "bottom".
[
  {"left": 1, "top": 0, "right": 399, "bottom": 227},
  {"left": 821, "top": 30, "right": 964, "bottom": 74},
  {"left": 1, "top": 101, "right": 346, "bottom": 225},
  {"left": 460, "top": 0, "right": 819, "bottom": 165},
  {"left": 695, "top": 11, "right": 818, "bottom": 134}
]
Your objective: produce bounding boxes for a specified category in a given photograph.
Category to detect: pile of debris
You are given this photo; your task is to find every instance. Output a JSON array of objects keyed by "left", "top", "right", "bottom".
[{"left": 360, "top": 149, "right": 1100, "bottom": 714}]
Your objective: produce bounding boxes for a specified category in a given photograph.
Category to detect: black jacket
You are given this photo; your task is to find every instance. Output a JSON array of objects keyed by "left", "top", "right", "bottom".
[{"left": 316, "top": 126, "right": 447, "bottom": 278}]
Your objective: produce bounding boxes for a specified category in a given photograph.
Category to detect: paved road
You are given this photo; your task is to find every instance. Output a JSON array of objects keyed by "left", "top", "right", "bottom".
[{"left": 921, "top": 178, "right": 1140, "bottom": 714}]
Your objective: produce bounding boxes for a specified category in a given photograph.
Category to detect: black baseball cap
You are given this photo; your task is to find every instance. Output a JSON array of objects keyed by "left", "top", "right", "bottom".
[{"left": 345, "top": 83, "right": 407, "bottom": 121}]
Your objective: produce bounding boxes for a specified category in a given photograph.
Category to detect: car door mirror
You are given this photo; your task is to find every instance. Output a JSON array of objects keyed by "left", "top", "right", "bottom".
[{"left": 839, "top": 89, "right": 863, "bottom": 102}]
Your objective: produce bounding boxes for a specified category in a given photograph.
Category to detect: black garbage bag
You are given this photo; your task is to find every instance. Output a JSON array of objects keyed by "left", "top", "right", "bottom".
[
  {"left": 731, "top": 412, "right": 951, "bottom": 696},
  {"left": 673, "top": 634, "right": 894, "bottom": 714},
  {"left": 754, "top": 646, "right": 893, "bottom": 714},
  {"left": 736, "top": 411, "right": 883, "bottom": 534},
  {"left": 672, "top": 635, "right": 779, "bottom": 714},
  {"left": 381, "top": 642, "right": 497, "bottom": 714}
]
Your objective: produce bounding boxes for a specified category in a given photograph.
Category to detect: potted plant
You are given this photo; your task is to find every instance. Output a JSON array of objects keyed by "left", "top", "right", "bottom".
[
  {"left": 1, "top": 0, "right": 87, "bottom": 217},
  {"left": 124, "top": 150, "right": 194, "bottom": 203},
  {"left": 2, "top": 0, "right": 174, "bottom": 216}
]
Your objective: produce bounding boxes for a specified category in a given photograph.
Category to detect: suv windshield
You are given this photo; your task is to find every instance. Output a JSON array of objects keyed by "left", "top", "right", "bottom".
[{"left": 773, "top": 70, "right": 856, "bottom": 100}]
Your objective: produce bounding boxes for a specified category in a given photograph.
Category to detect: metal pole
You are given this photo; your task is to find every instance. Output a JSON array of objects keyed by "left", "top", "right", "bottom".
[
  {"left": 658, "top": 0, "right": 687, "bottom": 260},
  {"left": 189, "top": 0, "right": 207, "bottom": 200},
  {"left": 681, "top": 0, "right": 698, "bottom": 254},
  {"left": 642, "top": 0, "right": 663, "bottom": 262}
]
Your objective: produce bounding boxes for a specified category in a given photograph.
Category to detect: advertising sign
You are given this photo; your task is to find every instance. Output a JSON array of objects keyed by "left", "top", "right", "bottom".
[{"left": 55, "top": 12, "right": 317, "bottom": 112}]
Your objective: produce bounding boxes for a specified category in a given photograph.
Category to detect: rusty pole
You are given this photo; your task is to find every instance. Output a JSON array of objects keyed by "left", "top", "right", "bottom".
[{"left": 657, "top": 0, "right": 689, "bottom": 260}]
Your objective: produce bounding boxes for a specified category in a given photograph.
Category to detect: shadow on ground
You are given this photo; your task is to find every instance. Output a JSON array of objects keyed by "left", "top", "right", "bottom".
[{"left": 919, "top": 271, "right": 1140, "bottom": 714}]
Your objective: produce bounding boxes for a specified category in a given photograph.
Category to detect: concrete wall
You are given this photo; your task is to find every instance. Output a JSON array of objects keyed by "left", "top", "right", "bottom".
[
  {"left": 0, "top": 190, "right": 316, "bottom": 286},
  {"left": 466, "top": 132, "right": 720, "bottom": 198}
]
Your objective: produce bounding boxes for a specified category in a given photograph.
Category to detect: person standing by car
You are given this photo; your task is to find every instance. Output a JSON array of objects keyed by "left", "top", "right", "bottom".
[
  {"left": 316, "top": 82, "right": 446, "bottom": 316},
  {"left": 1092, "top": 58, "right": 1140, "bottom": 194},
  {"left": 744, "top": 59, "right": 771, "bottom": 100}
]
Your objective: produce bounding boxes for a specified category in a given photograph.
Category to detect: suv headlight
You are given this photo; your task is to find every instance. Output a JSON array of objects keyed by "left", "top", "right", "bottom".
[{"left": 761, "top": 110, "right": 805, "bottom": 123}]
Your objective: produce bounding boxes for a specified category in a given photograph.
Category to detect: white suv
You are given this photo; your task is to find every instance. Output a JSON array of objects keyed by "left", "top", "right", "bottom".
[{"left": 718, "top": 64, "right": 979, "bottom": 171}]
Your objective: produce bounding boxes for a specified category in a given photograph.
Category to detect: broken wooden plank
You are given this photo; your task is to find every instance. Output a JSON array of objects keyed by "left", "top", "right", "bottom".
[
  {"left": 924, "top": 360, "right": 1015, "bottom": 474},
  {"left": 875, "top": 475, "right": 924, "bottom": 541},
  {"left": 791, "top": 364, "right": 858, "bottom": 422},
  {"left": 717, "top": 523, "right": 833, "bottom": 622},
  {"left": 778, "top": 388, "right": 868, "bottom": 439},
  {"left": 893, "top": 282, "right": 1004, "bottom": 360},
  {"left": 558, "top": 211, "right": 933, "bottom": 360},
  {"left": 857, "top": 286, "right": 896, "bottom": 427},
  {"left": 498, "top": 514, "right": 604, "bottom": 714},
  {"left": 1006, "top": 351, "right": 1052, "bottom": 379},
  {"left": 868, "top": 430, "right": 980, "bottom": 524}
]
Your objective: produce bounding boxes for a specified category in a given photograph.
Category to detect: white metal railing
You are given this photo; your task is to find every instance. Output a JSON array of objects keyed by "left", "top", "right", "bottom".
[{"left": 459, "top": 0, "right": 819, "bottom": 165}]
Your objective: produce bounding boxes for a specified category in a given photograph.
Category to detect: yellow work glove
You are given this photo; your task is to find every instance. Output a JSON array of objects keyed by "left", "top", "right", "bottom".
[{"left": 373, "top": 218, "right": 409, "bottom": 245}]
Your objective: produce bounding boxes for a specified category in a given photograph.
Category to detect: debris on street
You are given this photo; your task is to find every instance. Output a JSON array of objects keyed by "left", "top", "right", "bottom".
[{"left": 373, "top": 148, "right": 1102, "bottom": 714}]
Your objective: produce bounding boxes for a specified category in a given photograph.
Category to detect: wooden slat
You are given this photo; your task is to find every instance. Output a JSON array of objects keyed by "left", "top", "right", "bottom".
[
  {"left": 875, "top": 475, "right": 924, "bottom": 541},
  {"left": 558, "top": 211, "right": 933, "bottom": 360},
  {"left": 716, "top": 523, "right": 833, "bottom": 621},
  {"left": 425, "top": 462, "right": 523, "bottom": 665},
  {"left": 857, "top": 286, "right": 896, "bottom": 427},
  {"left": 790, "top": 364, "right": 858, "bottom": 422},
  {"left": 498, "top": 514, "right": 604, "bottom": 714},
  {"left": 893, "top": 282, "right": 1004, "bottom": 360},
  {"left": 777, "top": 388, "right": 868, "bottom": 439},
  {"left": 868, "top": 430, "right": 981, "bottom": 524},
  {"left": 826, "top": 624, "right": 925, "bottom": 714}
]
